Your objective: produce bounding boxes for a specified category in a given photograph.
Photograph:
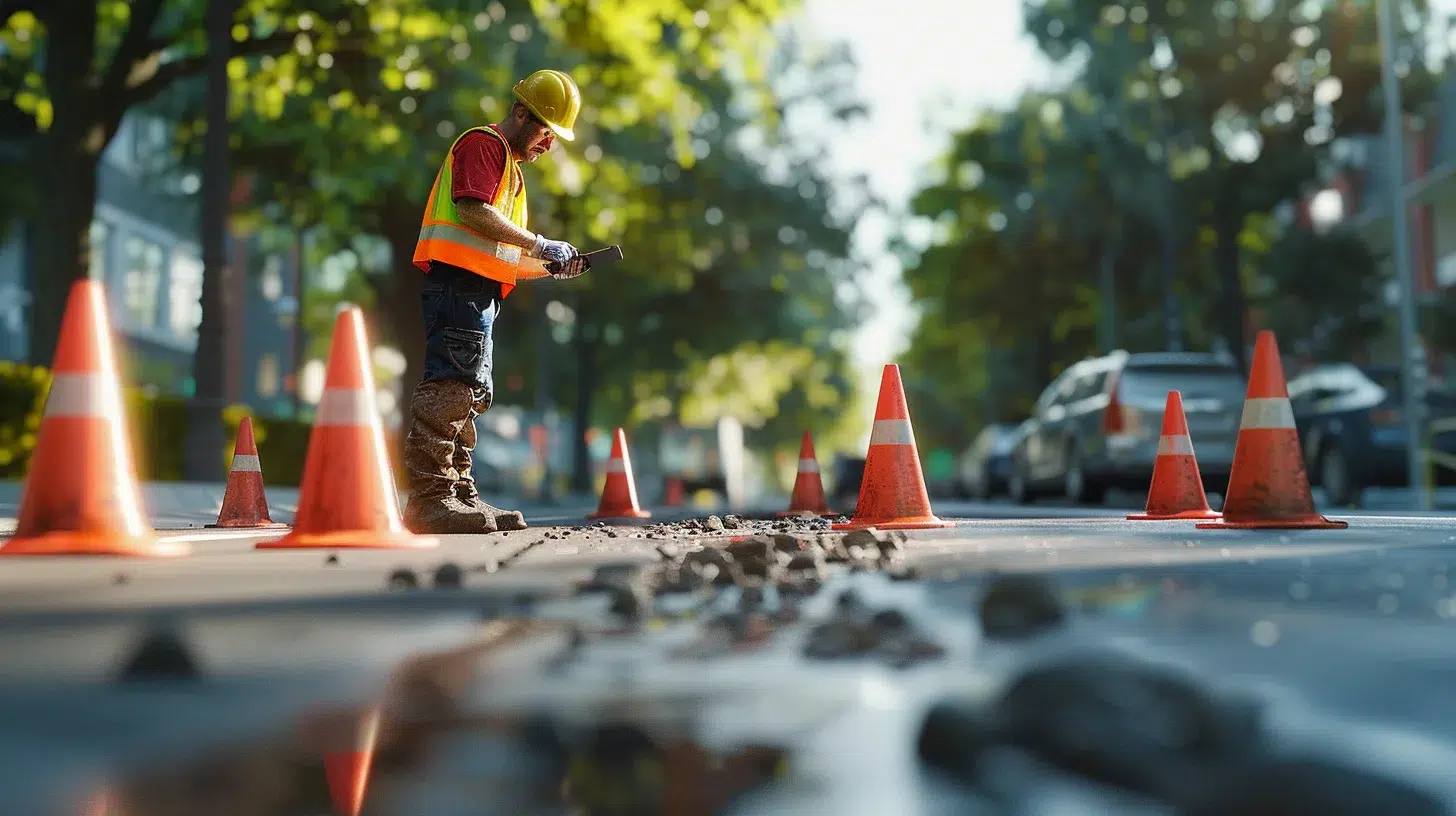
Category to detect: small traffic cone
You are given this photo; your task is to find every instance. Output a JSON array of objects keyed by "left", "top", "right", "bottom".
[
  {"left": 1197, "top": 331, "right": 1347, "bottom": 530},
  {"left": 1128, "top": 391, "right": 1221, "bottom": 521},
  {"left": 833, "top": 364, "right": 953, "bottom": 531},
  {"left": 0, "top": 281, "right": 188, "bottom": 557},
  {"left": 778, "top": 430, "right": 834, "bottom": 517},
  {"left": 209, "top": 416, "right": 286, "bottom": 529},
  {"left": 257, "top": 307, "right": 437, "bottom": 550},
  {"left": 298, "top": 705, "right": 380, "bottom": 816},
  {"left": 588, "top": 427, "right": 651, "bottom": 519}
]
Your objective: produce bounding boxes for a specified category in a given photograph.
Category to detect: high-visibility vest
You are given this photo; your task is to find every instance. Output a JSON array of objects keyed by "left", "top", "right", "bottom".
[{"left": 413, "top": 125, "right": 550, "bottom": 298}]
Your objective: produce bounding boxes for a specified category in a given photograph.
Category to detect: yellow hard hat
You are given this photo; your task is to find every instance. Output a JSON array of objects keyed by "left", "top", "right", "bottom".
[{"left": 512, "top": 69, "right": 581, "bottom": 141}]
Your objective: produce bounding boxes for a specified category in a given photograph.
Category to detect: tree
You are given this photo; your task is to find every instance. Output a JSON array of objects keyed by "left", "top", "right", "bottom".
[
  {"left": 1023, "top": 0, "right": 1440, "bottom": 371},
  {"left": 1257, "top": 224, "right": 1385, "bottom": 361}
]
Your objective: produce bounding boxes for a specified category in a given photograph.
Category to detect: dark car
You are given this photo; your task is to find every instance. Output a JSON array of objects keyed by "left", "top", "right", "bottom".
[
  {"left": 957, "top": 423, "right": 1019, "bottom": 498},
  {"left": 1287, "top": 363, "right": 1456, "bottom": 507},
  {"left": 831, "top": 454, "right": 866, "bottom": 504}
]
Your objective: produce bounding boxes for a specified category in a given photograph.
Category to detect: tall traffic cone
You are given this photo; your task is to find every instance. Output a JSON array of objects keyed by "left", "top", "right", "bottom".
[
  {"left": 1128, "top": 391, "right": 1221, "bottom": 521},
  {"left": 209, "top": 416, "right": 286, "bottom": 528},
  {"left": 1197, "top": 331, "right": 1347, "bottom": 530},
  {"left": 778, "top": 430, "right": 834, "bottom": 517},
  {"left": 587, "top": 427, "right": 651, "bottom": 519},
  {"left": 0, "top": 281, "right": 188, "bottom": 557},
  {"left": 257, "top": 307, "right": 437, "bottom": 549},
  {"left": 833, "top": 364, "right": 953, "bottom": 531},
  {"left": 324, "top": 708, "right": 378, "bottom": 816}
]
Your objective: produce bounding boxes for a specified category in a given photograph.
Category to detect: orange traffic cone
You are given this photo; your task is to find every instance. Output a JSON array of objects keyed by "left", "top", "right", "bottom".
[
  {"left": 324, "top": 709, "right": 378, "bottom": 816},
  {"left": 209, "top": 416, "right": 286, "bottom": 529},
  {"left": 778, "top": 430, "right": 834, "bottom": 517},
  {"left": 0, "top": 281, "right": 188, "bottom": 557},
  {"left": 1197, "top": 331, "right": 1347, "bottom": 530},
  {"left": 257, "top": 307, "right": 437, "bottom": 550},
  {"left": 588, "top": 427, "right": 652, "bottom": 519},
  {"left": 833, "top": 364, "right": 952, "bottom": 531},
  {"left": 1128, "top": 391, "right": 1221, "bottom": 521}
]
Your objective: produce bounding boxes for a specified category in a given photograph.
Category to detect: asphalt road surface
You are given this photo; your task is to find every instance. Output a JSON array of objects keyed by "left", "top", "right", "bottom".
[{"left": 4, "top": 496, "right": 1456, "bottom": 814}]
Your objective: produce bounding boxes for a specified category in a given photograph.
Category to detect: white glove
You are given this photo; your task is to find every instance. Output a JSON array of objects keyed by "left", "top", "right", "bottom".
[{"left": 528, "top": 233, "right": 578, "bottom": 266}]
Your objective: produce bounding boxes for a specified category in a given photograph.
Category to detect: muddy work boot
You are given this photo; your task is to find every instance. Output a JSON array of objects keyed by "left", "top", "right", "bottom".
[
  {"left": 453, "top": 385, "right": 529, "bottom": 532},
  {"left": 403, "top": 379, "right": 499, "bottom": 534}
]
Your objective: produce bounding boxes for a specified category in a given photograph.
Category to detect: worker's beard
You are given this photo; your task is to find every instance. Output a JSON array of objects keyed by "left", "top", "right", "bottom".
[{"left": 508, "top": 131, "right": 537, "bottom": 162}]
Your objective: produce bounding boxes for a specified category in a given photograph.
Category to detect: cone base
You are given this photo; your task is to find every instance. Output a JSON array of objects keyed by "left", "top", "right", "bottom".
[
  {"left": 0, "top": 531, "right": 191, "bottom": 558},
  {"left": 208, "top": 520, "right": 289, "bottom": 529},
  {"left": 832, "top": 515, "right": 953, "bottom": 531},
  {"left": 1128, "top": 508, "right": 1222, "bottom": 521},
  {"left": 255, "top": 530, "right": 439, "bottom": 550},
  {"left": 1195, "top": 515, "right": 1348, "bottom": 530},
  {"left": 587, "top": 508, "right": 652, "bottom": 520}
]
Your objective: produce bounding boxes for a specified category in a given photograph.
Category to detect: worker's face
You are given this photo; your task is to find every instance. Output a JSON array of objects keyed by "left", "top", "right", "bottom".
[{"left": 509, "top": 105, "right": 555, "bottom": 162}]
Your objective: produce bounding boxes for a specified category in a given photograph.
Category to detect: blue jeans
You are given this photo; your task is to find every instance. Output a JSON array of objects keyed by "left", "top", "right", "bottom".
[{"left": 420, "top": 263, "right": 501, "bottom": 401}]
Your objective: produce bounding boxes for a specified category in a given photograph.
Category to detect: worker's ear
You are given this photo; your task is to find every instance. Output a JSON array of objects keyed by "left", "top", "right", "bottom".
[{"left": 511, "top": 101, "right": 530, "bottom": 123}]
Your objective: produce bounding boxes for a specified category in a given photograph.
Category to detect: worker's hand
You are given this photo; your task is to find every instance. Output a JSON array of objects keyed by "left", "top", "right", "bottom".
[
  {"left": 529, "top": 234, "right": 578, "bottom": 266},
  {"left": 550, "top": 256, "right": 589, "bottom": 280}
]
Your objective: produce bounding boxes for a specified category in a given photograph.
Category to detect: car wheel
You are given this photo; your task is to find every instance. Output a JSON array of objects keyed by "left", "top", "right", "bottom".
[
  {"left": 1063, "top": 444, "right": 1105, "bottom": 505},
  {"left": 1321, "top": 448, "right": 1361, "bottom": 508}
]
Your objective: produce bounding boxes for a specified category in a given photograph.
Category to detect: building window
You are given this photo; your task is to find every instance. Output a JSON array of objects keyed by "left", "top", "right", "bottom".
[
  {"left": 88, "top": 220, "right": 109, "bottom": 281},
  {"left": 169, "top": 252, "right": 203, "bottom": 337},
  {"left": 256, "top": 353, "right": 279, "bottom": 398},
  {"left": 121, "top": 234, "right": 163, "bottom": 329}
]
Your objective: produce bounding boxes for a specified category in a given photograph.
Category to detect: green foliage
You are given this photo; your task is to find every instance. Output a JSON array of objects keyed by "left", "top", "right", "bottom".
[{"left": 900, "top": 0, "right": 1438, "bottom": 442}]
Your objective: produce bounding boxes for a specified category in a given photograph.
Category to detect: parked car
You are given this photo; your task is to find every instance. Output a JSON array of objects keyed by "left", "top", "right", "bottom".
[
  {"left": 831, "top": 454, "right": 866, "bottom": 504},
  {"left": 1007, "top": 351, "right": 1247, "bottom": 504},
  {"left": 1287, "top": 363, "right": 1456, "bottom": 507},
  {"left": 957, "top": 422, "right": 1019, "bottom": 498}
]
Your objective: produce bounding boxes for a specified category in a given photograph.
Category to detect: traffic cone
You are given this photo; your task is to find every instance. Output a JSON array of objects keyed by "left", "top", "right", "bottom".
[
  {"left": 1128, "top": 391, "right": 1221, "bottom": 521},
  {"left": 1197, "top": 331, "right": 1348, "bottom": 530},
  {"left": 324, "top": 709, "right": 378, "bottom": 816},
  {"left": 209, "top": 416, "right": 286, "bottom": 529},
  {"left": 778, "top": 430, "right": 834, "bottom": 517},
  {"left": 833, "top": 364, "right": 953, "bottom": 531},
  {"left": 257, "top": 307, "right": 437, "bottom": 550},
  {"left": 0, "top": 281, "right": 188, "bottom": 557},
  {"left": 587, "top": 427, "right": 652, "bottom": 519}
]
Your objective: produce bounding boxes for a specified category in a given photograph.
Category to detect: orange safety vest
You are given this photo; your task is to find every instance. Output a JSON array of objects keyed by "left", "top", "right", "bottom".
[{"left": 413, "top": 125, "right": 551, "bottom": 298}]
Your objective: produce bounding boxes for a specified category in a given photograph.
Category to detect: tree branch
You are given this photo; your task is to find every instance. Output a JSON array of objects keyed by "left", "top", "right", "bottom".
[
  {"left": 122, "top": 31, "right": 296, "bottom": 109},
  {"left": 100, "top": 0, "right": 167, "bottom": 100}
]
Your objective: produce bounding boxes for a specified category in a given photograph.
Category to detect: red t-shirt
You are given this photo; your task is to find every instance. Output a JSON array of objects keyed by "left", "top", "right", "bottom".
[{"left": 451, "top": 125, "right": 512, "bottom": 204}]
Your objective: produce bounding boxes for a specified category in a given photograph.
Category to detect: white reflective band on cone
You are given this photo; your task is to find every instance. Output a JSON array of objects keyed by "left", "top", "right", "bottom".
[
  {"left": 606, "top": 459, "right": 626, "bottom": 473},
  {"left": 1240, "top": 397, "right": 1296, "bottom": 430},
  {"left": 868, "top": 418, "right": 915, "bottom": 446},
  {"left": 44, "top": 372, "right": 113, "bottom": 419},
  {"left": 230, "top": 454, "right": 261, "bottom": 472},
  {"left": 315, "top": 388, "right": 375, "bottom": 427},
  {"left": 1157, "top": 435, "right": 1194, "bottom": 456},
  {"left": 798, "top": 458, "right": 819, "bottom": 473}
]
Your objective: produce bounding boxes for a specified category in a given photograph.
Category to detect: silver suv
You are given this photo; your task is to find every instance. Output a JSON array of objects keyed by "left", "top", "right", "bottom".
[{"left": 1007, "top": 351, "right": 1247, "bottom": 504}]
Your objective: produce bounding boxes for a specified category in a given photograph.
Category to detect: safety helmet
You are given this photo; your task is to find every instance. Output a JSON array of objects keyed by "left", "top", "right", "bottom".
[{"left": 512, "top": 69, "right": 581, "bottom": 141}]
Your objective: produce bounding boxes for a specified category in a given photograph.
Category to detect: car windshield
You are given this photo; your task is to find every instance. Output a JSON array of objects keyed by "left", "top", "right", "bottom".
[{"left": 1118, "top": 363, "right": 1246, "bottom": 405}]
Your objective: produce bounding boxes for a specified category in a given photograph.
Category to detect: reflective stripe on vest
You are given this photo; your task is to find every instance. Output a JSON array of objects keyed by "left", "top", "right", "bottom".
[{"left": 412, "top": 126, "right": 551, "bottom": 298}]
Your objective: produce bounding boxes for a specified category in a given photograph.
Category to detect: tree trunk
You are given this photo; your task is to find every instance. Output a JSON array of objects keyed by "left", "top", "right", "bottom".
[
  {"left": 380, "top": 220, "right": 424, "bottom": 466},
  {"left": 182, "top": 0, "right": 238, "bottom": 481},
  {"left": 1213, "top": 183, "right": 1248, "bottom": 375},
  {"left": 27, "top": 0, "right": 102, "bottom": 366},
  {"left": 571, "top": 317, "right": 597, "bottom": 494}
]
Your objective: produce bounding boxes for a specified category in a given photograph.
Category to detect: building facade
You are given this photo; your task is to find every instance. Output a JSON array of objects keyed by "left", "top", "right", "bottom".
[{"left": 0, "top": 112, "right": 305, "bottom": 418}]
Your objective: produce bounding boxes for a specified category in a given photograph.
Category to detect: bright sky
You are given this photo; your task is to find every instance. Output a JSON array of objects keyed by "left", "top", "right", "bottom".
[{"left": 792, "top": 0, "right": 1061, "bottom": 402}]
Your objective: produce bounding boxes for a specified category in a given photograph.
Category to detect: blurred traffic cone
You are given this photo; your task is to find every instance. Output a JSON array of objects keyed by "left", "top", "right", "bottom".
[
  {"left": 303, "top": 706, "right": 379, "bottom": 816},
  {"left": 1197, "top": 331, "right": 1347, "bottom": 530},
  {"left": 778, "top": 430, "right": 833, "bottom": 517},
  {"left": 833, "top": 364, "right": 952, "bottom": 531},
  {"left": 209, "top": 416, "right": 286, "bottom": 529},
  {"left": 257, "top": 307, "right": 437, "bottom": 550},
  {"left": 588, "top": 427, "right": 651, "bottom": 520},
  {"left": 0, "top": 281, "right": 188, "bottom": 557},
  {"left": 664, "top": 477, "right": 684, "bottom": 507},
  {"left": 1128, "top": 391, "right": 1221, "bottom": 521}
]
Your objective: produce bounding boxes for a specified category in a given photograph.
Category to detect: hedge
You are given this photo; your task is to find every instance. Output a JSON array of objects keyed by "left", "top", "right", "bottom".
[{"left": 0, "top": 361, "right": 318, "bottom": 486}]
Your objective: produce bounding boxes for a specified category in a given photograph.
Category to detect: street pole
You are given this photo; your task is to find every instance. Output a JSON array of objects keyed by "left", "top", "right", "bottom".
[{"left": 1376, "top": 0, "right": 1430, "bottom": 510}]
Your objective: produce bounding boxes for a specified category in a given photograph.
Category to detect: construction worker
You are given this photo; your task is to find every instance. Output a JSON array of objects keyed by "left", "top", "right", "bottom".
[{"left": 404, "top": 69, "right": 589, "bottom": 534}]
